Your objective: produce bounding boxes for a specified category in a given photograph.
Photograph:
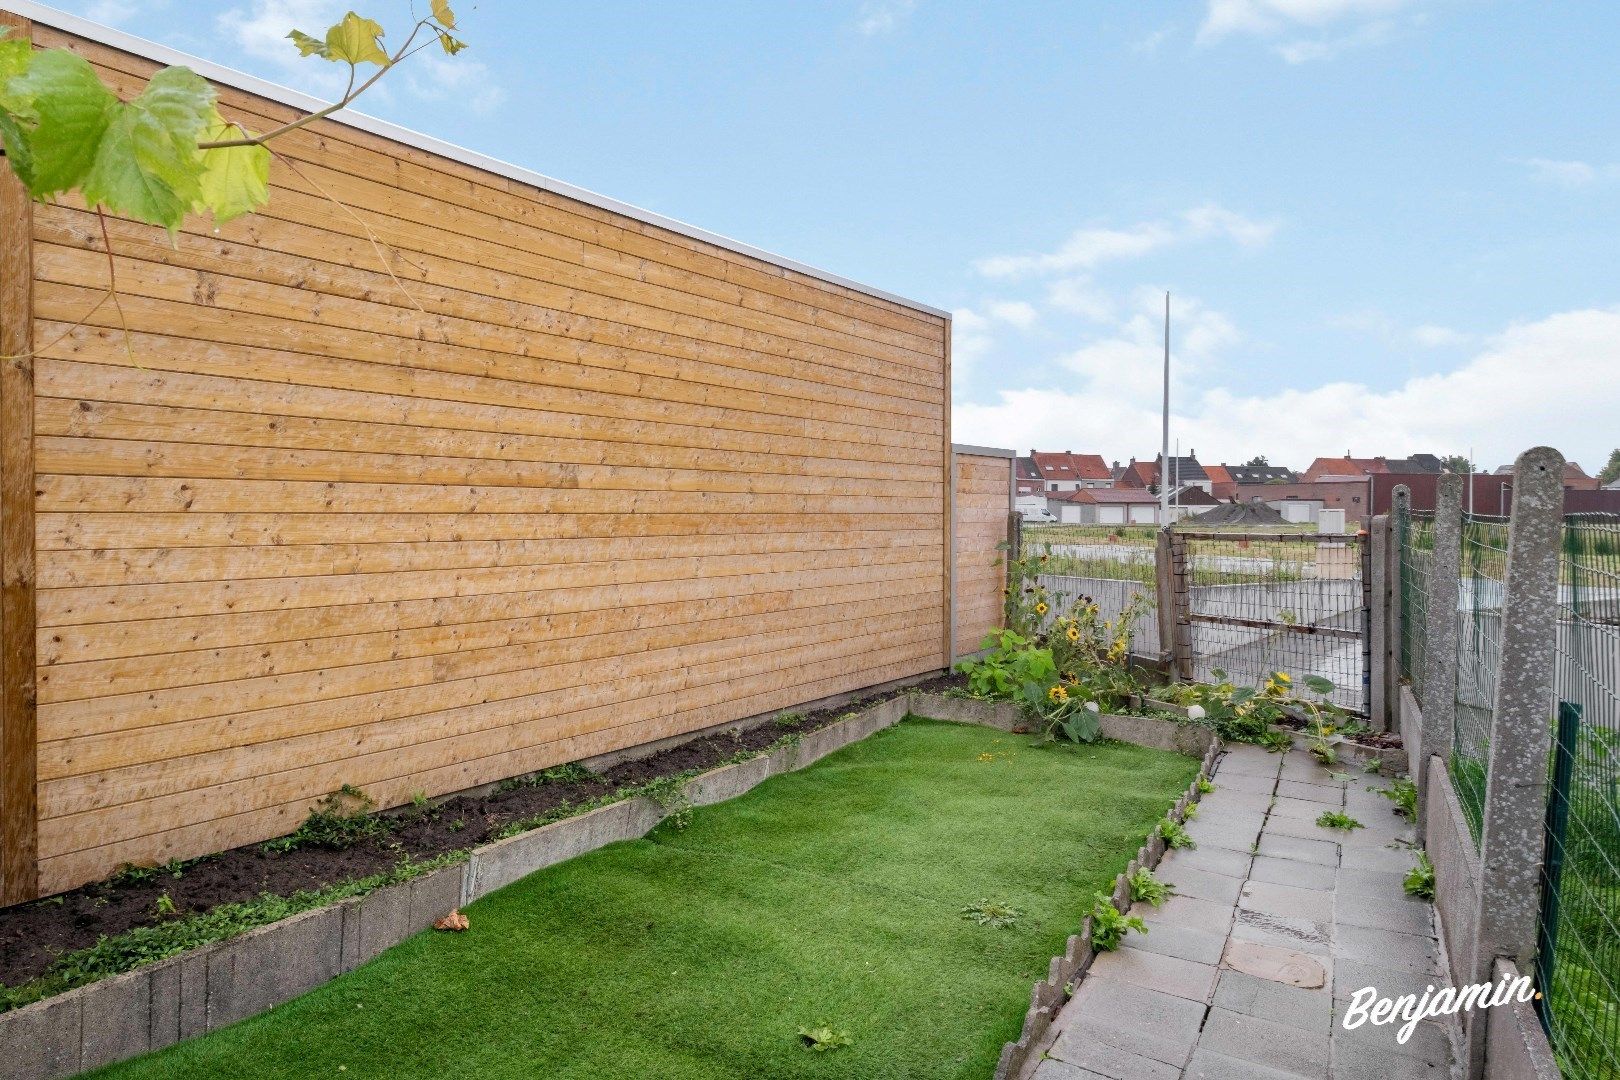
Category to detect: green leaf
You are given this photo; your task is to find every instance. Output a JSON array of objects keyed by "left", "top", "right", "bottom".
[
  {"left": 9, "top": 48, "right": 116, "bottom": 196},
  {"left": 81, "top": 66, "right": 218, "bottom": 231},
  {"left": 431, "top": 0, "right": 458, "bottom": 30},
  {"left": 286, "top": 29, "right": 330, "bottom": 59},
  {"left": 323, "top": 12, "right": 390, "bottom": 67},
  {"left": 195, "top": 112, "right": 269, "bottom": 223},
  {"left": 1304, "top": 675, "right": 1336, "bottom": 695}
]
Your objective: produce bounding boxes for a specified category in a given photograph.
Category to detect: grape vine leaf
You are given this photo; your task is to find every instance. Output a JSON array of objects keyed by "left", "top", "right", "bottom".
[
  {"left": 323, "top": 13, "right": 391, "bottom": 67},
  {"left": 431, "top": 1, "right": 457, "bottom": 31},
  {"left": 80, "top": 66, "right": 216, "bottom": 230},
  {"left": 8, "top": 48, "right": 116, "bottom": 195},
  {"left": 196, "top": 111, "right": 271, "bottom": 223}
]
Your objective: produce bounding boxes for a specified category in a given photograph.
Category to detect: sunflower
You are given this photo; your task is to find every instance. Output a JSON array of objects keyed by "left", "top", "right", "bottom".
[
  {"left": 1035, "top": 602, "right": 1048, "bottom": 616},
  {"left": 1274, "top": 672, "right": 1292, "bottom": 685},
  {"left": 1047, "top": 684, "right": 1069, "bottom": 703},
  {"left": 1066, "top": 626, "right": 1080, "bottom": 643}
]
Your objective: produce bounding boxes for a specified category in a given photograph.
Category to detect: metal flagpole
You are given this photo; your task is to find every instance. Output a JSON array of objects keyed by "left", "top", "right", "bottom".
[{"left": 1161, "top": 292, "right": 1170, "bottom": 526}]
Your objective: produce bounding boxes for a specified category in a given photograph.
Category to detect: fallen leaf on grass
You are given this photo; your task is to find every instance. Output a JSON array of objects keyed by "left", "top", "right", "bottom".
[{"left": 434, "top": 910, "right": 470, "bottom": 931}]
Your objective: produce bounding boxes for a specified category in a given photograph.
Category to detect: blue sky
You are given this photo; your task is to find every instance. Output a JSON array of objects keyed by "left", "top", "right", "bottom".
[{"left": 52, "top": 0, "right": 1620, "bottom": 472}]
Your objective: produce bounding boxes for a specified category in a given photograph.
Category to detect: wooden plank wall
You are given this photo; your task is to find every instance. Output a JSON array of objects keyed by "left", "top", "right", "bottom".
[
  {"left": 952, "top": 451, "right": 1012, "bottom": 658},
  {"left": 12, "top": 23, "right": 950, "bottom": 898}
]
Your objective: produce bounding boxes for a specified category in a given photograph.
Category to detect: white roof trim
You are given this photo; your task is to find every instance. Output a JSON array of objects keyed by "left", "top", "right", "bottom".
[{"left": 3, "top": 0, "right": 950, "bottom": 320}]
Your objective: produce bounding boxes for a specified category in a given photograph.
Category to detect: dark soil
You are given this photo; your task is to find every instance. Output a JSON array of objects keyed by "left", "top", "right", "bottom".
[
  {"left": 1272, "top": 709, "right": 1404, "bottom": 748},
  {"left": 0, "top": 675, "right": 959, "bottom": 990}
]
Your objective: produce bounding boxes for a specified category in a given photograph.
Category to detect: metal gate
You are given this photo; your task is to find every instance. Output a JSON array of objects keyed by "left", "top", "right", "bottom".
[{"left": 1164, "top": 530, "right": 1372, "bottom": 715}]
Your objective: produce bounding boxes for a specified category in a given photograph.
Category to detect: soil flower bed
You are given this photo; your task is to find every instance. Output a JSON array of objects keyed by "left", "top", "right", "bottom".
[{"left": 86, "top": 718, "right": 1197, "bottom": 1080}]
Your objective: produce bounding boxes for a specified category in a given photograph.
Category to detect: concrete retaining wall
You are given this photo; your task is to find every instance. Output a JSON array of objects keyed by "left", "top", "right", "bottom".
[{"left": 0, "top": 689, "right": 1209, "bottom": 1080}]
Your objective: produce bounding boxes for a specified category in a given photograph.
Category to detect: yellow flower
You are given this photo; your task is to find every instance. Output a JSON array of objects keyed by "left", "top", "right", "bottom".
[
  {"left": 1066, "top": 626, "right": 1080, "bottom": 642},
  {"left": 1035, "top": 602, "right": 1049, "bottom": 615},
  {"left": 1274, "top": 672, "right": 1292, "bottom": 685},
  {"left": 1048, "top": 685, "right": 1069, "bottom": 702}
]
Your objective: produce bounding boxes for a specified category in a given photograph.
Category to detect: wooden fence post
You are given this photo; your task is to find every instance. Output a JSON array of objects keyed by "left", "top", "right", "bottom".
[{"left": 0, "top": 12, "right": 39, "bottom": 906}]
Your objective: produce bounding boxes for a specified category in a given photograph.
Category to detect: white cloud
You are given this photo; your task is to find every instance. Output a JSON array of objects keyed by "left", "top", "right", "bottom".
[
  {"left": 404, "top": 51, "right": 505, "bottom": 115},
  {"left": 985, "top": 300, "right": 1039, "bottom": 330},
  {"left": 976, "top": 203, "right": 1277, "bottom": 278},
  {"left": 1523, "top": 158, "right": 1620, "bottom": 188},
  {"left": 84, "top": 0, "right": 166, "bottom": 25},
  {"left": 1199, "top": 0, "right": 1412, "bottom": 41},
  {"left": 855, "top": 0, "right": 917, "bottom": 36},
  {"left": 1046, "top": 277, "right": 1114, "bottom": 322},
  {"left": 1412, "top": 324, "right": 1468, "bottom": 348},
  {"left": 1198, "top": 0, "right": 1419, "bottom": 62},
  {"left": 954, "top": 306, "right": 1620, "bottom": 470},
  {"left": 951, "top": 301, "right": 1040, "bottom": 388}
]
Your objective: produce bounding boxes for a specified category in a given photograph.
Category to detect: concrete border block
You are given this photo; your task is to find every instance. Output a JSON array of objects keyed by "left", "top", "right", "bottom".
[
  {"left": 77, "top": 967, "right": 152, "bottom": 1073},
  {"left": 906, "top": 692, "right": 1021, "bottom": 731},
  {"left": 346, "top": 880, "right": 412, "bottom": 968},
  {"left": 1485, "top": 959, "right": 1561, "bottom": 1080},
  {"left": 685, "top": 754, "right": 771, "bottom": 808},
  {"left": 1098, "top": 712, "right": 1214, "bottom": 758},
  {"left": 0, "top": 988, "right": 81, "bottom": 1080},
  {"left": 409, "top": 864, "right": 467, "bottom": 927},
  {"left": 466, "top": 797, "right": 662, "bottom": 901},
  {"left": 206, "top": 905, "right": 344, "bottom": 1031}
]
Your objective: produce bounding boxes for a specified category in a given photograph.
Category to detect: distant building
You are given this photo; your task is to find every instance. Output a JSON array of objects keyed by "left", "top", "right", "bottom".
[
  {"left": 1116, "top": 452, "right": 1212, "bottom": 494},
  {"left": 1301, "top": 453, "right": 1442, "bottom": 483},
  {"left": 1494, "top": 462, "right": 1600, "bottom": 491},
  {"left": 1224, "top": 463, "right": 1297, "bottom": 486},
  {"left": 1014, "top": 456, "right": 1043, "bottom": 497},
  {"left": 1027, "top": 451, "right": 1113, "bottom": 492},
  {"left": 1049, "top": 485, "right": 1215, "bottom": 525}
]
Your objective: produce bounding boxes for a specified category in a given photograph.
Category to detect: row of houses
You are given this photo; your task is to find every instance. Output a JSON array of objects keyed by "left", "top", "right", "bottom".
[{"left": 1016, "top": 449, "right": 1617, "bottom": 529}]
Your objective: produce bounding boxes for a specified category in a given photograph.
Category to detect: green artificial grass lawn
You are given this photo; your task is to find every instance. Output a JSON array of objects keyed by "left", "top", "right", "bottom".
[{"left": 91, "top": 719, "right": 1199, "bottom": 1080}]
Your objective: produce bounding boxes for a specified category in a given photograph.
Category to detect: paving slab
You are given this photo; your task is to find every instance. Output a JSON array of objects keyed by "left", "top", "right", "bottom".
[
  {"left": 1050, "top": 977, "right": 1204, "bottom": 1070},
  {"left": 1159, "top": 843, "right": 1254, "bottom": 879},
  {"left": 1185, "top": 1047, "right": 1315, "bottom": 1080},
  {"left": 1090, "top": 944, "right": 1217, "bottom": 1003},
  {"left": 1332, "top": 958, "right": 1442, "bottom": 1007},
  {"left": 1249, "top": 855, "right": 1336, "bottom": 891},
  {"left": 1240, "top": 879, "right": 1335, "bottom": 925},
  {"left": 1155, "top": 863, "right": 1244, "bottom": 906},
  {"left": 1137, "top": 893, "right": 1235, "bottom": 937},
  {"left": 1199, "top": 1007, "right": 1331, "bottom": 1079},
  {"left": 1184, "top": 816, "right": 1267, "bottom": 852},
  {"left": 1328, "top": 1039, "right": 1451, "bottom": 1080},
  {"left": 1032, "top": 1058, "right": 1114, "bottom": 1080},
  {"left": 1333, "top": 1003, "right": 1452, "bottom": 1067},
  {"left": 1331, "top": 924, "right": 1438, "bottom": 975},
  {"left": 1276, "top": 779, "right": 1346, "bottom": 805},
  {"left": 1213, "top": 770, "right": 1284, "bottom": 795},
  {"left": 1339, "top": 842, "right": 1421, "bottom": 875},
  {"left": 1257, "top": 832, "right": 1340, "bottom": 867},
  {"left": 1265, "top": 814, "right": 1362, "bottom": 844},
  {"left": 1334, "top": 893, "right": 1432, "bottom": 937},
  {"left": 1126, "top": 918, "right": 1228, "bottom": 966},
  {"left": 1268, "top": 795, "right": 1341, "bottom": 823},
  {"left": 1231, "top": 907, "right": 1332, "bottom": 956},
  {"left": 1221, "top": 938, "right": 1332, "bottom": 989},
  {"left": 1212, "top": 967, "right": 1333, "bottom": 1034}
]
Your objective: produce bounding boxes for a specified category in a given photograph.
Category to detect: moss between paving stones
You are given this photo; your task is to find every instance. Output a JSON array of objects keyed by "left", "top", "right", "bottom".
[{"left": 86, "top": 720, "right": 1198, "bottom": 1080}]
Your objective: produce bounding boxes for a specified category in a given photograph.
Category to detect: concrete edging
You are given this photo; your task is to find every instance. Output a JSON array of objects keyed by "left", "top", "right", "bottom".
[{"left": 1485, "top": 959, "right": 1562, "bottom": 1080}]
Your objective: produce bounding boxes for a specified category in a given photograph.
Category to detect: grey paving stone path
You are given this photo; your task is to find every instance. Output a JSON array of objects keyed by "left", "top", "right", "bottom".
[{"left": 1028, "top": 743, "right": 1452, "bottom": 1080}]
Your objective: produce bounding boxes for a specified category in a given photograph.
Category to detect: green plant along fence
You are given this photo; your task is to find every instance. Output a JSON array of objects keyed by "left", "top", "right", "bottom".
[
  {"left": 1451, "top": 514, "right": 1509, "bottom": 843},
  {"left": 1535, "top": 515, "right": 1620, "bottom": 1080},
  {"left": 1396, "top": 507, "right": 1432, "bottom": 705}
]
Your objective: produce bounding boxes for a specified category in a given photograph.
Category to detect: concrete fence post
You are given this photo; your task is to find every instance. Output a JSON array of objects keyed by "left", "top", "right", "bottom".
[
  {"left": 1416, "top": 474, "right": 1463, "bottom": 821},
  {"left": 1369, "top": 514, "right": 1390, "bottom": 731},
  {"left": 1168, "top": 532, "right": 1193, "bottom": 682},
  {"left": 1471, "top": 446, "right": 1565, "bottom": 978},
  {"left": 1388, "top": 485, "right": 1409, "bottom": 729}
]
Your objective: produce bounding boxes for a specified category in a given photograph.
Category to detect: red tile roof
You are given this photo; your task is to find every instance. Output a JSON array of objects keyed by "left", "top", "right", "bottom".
[
  {"left": 1054, "top": 488, "right": 1162, "bottom": 504},
  {"left": 1030, "top": 451, "right": 1113, "bottom": 481}
]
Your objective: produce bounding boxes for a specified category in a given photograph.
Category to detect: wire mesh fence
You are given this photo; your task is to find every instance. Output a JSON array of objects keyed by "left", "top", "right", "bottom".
[
  {"left": 1021, "top": 523, "right": 1158, "bottom": 651},
  {"left": 1536, "top": 515, "right": 1620, "bottom": 1080},
  {"left": 1451, "top": 514, "right": 1509, "bottom": 843},
  {"left": 1178, "top": 530, "right": 1368, "bottom": 712},
  {"left": 1397, "top": 507, "right": 1433, "bottom": 705}
]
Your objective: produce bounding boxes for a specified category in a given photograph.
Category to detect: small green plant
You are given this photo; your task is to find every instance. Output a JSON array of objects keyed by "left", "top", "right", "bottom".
[
  {"left": 1259, "top": 729, "right": 1295, "bottom": 754},
  {"left": 773, "top": 712, "right": 804, "bottom": 729},
  {"left": 1307, "top": 737, "right": 1340, "bottom": 768},
  {"left": 153, "top": 892, "right": 177, "bottom": 917},
  {"left": 798, "top": 1024, "right": 852, "bottom": 1052},
  {"left": 1196, "top": 775, "right": 1215, "bottom": 794},
  {"left": 1088, "top": 894, "right": 1147, "bottom": 951},
  {"left": 409, "top": 790, "right": 430, "bottom": 811},
  {"left": 261, "top": 785, "right": 390, "bottom": 853},
  {"left": 642, "top": 774, "right": 694, "bottom": 831},
  {"left": 1183, "top": 802, "right": 1199, "bottom": 820},
  {"left": 1127, "top": 866, "right": 1170, "bottom": 907},
  {"left": 1315, "top": 810, "right": 1364, "bottom": 832},
  {"left": 1404, "top": 852, "right": 1436, "bottom": 901},
  {"left": 1373, "top": 777, "right": 1418, "bottom": 821},
  {"left": 960, "top": 898, "right": 1023, "bottom": 928},
  {"left": 108, "top": 858, "right": 191, "bottom": 887},
  {"left": 1157, "top": 819, "right": 1195, "bottom": 849}
]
